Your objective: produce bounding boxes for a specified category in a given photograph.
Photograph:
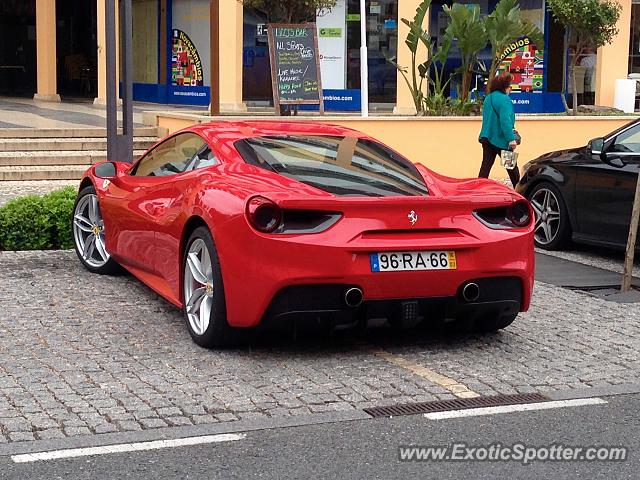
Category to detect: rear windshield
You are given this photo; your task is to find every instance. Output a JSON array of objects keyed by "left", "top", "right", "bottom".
[{"left": 234, "top": 135, "right": 429, "bottom": 197}]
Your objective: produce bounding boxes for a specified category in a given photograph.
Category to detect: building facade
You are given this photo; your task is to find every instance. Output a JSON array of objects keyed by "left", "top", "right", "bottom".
[{"left": 0, "top": 0, "right": 634, "bottom": 113}]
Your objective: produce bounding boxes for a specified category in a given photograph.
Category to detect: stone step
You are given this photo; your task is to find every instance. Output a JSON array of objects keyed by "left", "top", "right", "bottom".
[
  {"left": 0, "top": 137, "right": 158, "bottom": 152},
  {"left": 0, "top": 150, "right": 146, "bottom": 167},
  {"left": 0, "top": 165, "right": 91, "bottom": 181},
  {"left": 0, "top": 127, "right": 160, "bottom": 139}
]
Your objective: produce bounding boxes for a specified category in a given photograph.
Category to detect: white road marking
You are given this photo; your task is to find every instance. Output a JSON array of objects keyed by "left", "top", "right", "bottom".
[
  {"left": 11, "top": 433, "right": 246, "bottom": 463},
  {"left": 424, "top": 398, "right": 607, "bottom": 420}
]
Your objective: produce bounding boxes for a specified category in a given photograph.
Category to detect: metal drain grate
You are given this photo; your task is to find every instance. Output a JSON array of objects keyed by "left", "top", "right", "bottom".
[{"left": 364, "top": 393, "right": 549, "bottom": 418}]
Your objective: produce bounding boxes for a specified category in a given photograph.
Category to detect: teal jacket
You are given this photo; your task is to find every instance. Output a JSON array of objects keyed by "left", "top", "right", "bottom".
[{"left": 478, "top": 91, "right": 516, "bottom": 150}]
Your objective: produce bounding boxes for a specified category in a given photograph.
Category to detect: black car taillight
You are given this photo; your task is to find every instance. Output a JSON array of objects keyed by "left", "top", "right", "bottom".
[
  {"left": 508, "top": 201, "right": 532, "bottom": 228},
  {"left": 473, "top": 200, "right": 532, "bottom": 230},
  {"left": 246, "top": 196, "right": 283, "bottom": 233}
]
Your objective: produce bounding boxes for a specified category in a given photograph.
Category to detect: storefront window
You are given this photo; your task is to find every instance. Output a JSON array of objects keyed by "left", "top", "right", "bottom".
[
  {"left": 629, "top": 1, "right": 640, "bottom": 73},
  {"left": 169, "top": 0, "right": 210, "bottom": 104},
  {"left": 242, "top": 8, "right": 271, "bottom": 102},
  {"left": 345, "top": 0, "right": 398, "bottom": 104},
  {"left": 132, "top": 0, "right": 158, "bottom": 84},
  {"left": 242, "top": 1, "right": 398, "bottom": 106}
]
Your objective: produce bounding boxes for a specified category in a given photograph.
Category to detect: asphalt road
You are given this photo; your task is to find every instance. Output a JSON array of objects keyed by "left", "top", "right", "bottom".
[{"left": 2, "top": 393, "right": 638, "bottom": 480}]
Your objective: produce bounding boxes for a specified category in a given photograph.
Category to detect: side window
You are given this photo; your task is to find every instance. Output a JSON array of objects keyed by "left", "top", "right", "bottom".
[
  {"left": 131, "top": 133, "right": 206, "bottom": 176},
  {"left": 611, "top": 126, "right": 640, "bottom": 153},
  {"left": 185, "top": 147, "right": 219, "bottom": 172}
]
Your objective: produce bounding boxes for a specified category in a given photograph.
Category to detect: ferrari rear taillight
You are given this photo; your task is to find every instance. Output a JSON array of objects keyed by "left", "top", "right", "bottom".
[
  {"left": 245, "top": 196, "right": 342, "bottom": 234},
  {"left": 508, "top": 201, "right": 532, "bottom": 228},
  {"left": 246, "top": 196, "right": 283, "bottom": 233},
  {"left": 473, "top": 200, "right": 532, "bottom": 230}
]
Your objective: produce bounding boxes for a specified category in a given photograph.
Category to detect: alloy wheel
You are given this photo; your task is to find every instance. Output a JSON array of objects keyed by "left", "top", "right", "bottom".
[
  {"left": 183, "top": 238, "right": 215, "bottom": 336},
  {"left": 530, "top": 187, "right": 561, "bottom": 246},
  {"left": 73, "top": 194, "right": 110, "bottom": 268}
]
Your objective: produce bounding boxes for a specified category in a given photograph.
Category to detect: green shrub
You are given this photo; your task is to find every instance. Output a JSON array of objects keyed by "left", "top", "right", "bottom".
[{"left": 0, "top": 186, "right": 77, "bottom": 251}]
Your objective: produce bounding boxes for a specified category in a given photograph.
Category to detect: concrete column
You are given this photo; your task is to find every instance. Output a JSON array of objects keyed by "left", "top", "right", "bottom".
[
  {"left": 595, "top": 0, "right": 632, "bottom": 107},
  {"left": 393, "top": 0, "right": 426, "bottom": 115},
  {"left": 95, "top": 0, "right": 119, "bottom": 106},
  {"left": 34, "top": 0, "right": 61, "bottom": 102},
  {"left": 217, "top": 0, "right": 246, "bottom": 112}
]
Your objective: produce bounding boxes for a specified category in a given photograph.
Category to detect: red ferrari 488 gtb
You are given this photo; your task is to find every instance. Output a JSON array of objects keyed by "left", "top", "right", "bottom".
[{"left": 72, "top": 121, "right": 534, "bottom": 347}]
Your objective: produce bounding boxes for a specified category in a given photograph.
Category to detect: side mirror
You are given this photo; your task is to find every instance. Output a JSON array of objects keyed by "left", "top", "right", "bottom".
[
  {"left": 589, "top": 137, "right": 627, "bottom": 168},
  {"left": 94, "top": 161, "right": 117, "bottom": 178},
  {"left": 588, "top": 137, "right": 605, "bottom": 156}
]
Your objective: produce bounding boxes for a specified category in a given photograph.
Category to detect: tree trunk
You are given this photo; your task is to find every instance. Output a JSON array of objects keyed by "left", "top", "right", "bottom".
[
  {"left": 568, "top": 51, "right": 580, "bottom": 116},
  {"left": 622, "top": 171, "right": 640, "bottom": 292},
  {"left": 570, "top": 66, "right": 578, "bottom": 116},
  {"left": 461, "top": 67, "right": 472, "bottom": 103}
]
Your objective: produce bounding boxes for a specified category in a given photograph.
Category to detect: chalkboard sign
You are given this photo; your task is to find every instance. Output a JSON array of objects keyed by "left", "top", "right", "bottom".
[{"left": 267, "top": 23, "right": 324, "bottom": 114}]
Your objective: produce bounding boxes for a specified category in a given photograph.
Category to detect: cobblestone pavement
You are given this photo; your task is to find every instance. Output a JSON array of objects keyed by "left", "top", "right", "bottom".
[
  {"left": 0, "top": 181, "right": 78, "bottom": 207},
  {"left": 0, "top": 250, "right": 639, "bottom": 444}
]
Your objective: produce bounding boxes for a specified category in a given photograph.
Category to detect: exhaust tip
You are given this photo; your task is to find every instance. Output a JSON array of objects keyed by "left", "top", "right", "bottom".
[
  {"left": 344, "top": 287, "right": 364, "bottom": 308},
  {"left": 462, "top": 282, "right": 480, "bottom": 302}
]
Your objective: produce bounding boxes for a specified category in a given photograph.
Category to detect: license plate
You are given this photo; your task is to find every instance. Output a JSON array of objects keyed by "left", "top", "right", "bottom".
[{"left": 370, "top": 250, "right": 457, "bottom": 272}]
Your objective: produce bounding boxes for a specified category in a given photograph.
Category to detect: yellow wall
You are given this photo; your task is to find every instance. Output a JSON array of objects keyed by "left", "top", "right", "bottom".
[
  {"left": 153, "top": 113, "right": 635, "bottom": 179},
  {"left": 596, "top": 0, "right": 632, "bottom": 107}
]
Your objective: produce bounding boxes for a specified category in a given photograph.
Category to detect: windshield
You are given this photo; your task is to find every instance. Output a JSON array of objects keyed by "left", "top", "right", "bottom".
[{"left": 234, "top": 135, "right": 428, "bottom": 197}]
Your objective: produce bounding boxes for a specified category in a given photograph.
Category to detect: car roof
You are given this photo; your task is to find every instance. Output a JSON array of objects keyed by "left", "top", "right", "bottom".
[{"left": 190, "top": 121, "right": 364, "bottom": 144}]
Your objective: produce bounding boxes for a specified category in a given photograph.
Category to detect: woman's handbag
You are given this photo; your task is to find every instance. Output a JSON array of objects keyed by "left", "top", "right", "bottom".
[{"left": 500, "top": 149, "right": 519, "bottom": 170}]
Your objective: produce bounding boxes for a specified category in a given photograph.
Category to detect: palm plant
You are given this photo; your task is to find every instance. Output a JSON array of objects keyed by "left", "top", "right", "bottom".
[
  {"left": 388, "top": 0, "right": 454, "bottom": 115},
  {"left": 484, "top": 0, "right": 544, "bottom": 93},
  {"left": 443, "top": 3, "right": 488, "bottom": 103}
]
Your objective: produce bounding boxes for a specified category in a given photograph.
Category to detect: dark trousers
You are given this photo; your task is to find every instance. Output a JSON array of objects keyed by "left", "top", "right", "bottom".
[{"left": 478, "top": 139, "right": 520, "bottom": 187}]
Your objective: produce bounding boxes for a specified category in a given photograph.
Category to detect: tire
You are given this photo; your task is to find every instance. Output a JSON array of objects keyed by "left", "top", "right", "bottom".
[
  {"left": 182, "top": 226, "right": 237, "bottom": 348},
  {"left": 72, "top": 185, "right": 120, "bottom": 275},
  {"left": 475, "top": 312, "right": 518, "bottom": 333},
  {"left": 527, "top": 182, "right": 571, "bottom": 250}
]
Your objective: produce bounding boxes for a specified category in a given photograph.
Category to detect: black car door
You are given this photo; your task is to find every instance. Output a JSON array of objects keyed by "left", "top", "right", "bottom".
[{"left": 575, "top": 124, "right": 640, "bottom": 246}]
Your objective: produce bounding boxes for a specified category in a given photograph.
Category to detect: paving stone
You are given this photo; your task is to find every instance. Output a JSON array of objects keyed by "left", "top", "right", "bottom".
[
  {"left": 191, "top": 414, "right": 216, "bottom": 425},
  {"left": 64, "top": 427, "right": 92, "bottom": 437},
  {"left": 36, "top": 429, "right": 66, "bottom": 440},
  {"left": 165, "top": 416, "right": 193, "bottom": 427},
  {"left": 213, "top": 413, "right": 239, "bottom": 423},
  {"left": 138, "top": 418, "right": 168, "bottom": 429},
  {"left": 115, "top": 421, "right": 142, "bottom": 432},
  {"left": 156, "top": 407, "right": 183, "bottom": 417},
  {"left": 8, "top": 432, "right": 36, "bottom": 442}
]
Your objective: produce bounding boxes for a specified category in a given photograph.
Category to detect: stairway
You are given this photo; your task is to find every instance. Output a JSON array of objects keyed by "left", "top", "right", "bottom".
[{"left": 0, "top": 127, "right": 160, "bottom": 181}]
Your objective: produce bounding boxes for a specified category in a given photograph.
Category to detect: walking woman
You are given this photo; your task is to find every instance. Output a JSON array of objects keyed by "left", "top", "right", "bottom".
[{"left": 478, "top": 73, "right": 520, "bottom": 187}]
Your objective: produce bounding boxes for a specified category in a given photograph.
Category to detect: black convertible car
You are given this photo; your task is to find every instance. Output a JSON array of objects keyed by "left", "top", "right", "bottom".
[{"left": 516, "top": 119, "right": 640, "bottom": 250}]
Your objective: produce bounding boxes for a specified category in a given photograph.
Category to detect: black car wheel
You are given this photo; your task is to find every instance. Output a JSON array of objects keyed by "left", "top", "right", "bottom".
[
  {"left": 182, "top": 226, "right": 239, "bottom": 348},
  {"left": 528, "top": 182, "right": 571, "bottom": 250}
]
